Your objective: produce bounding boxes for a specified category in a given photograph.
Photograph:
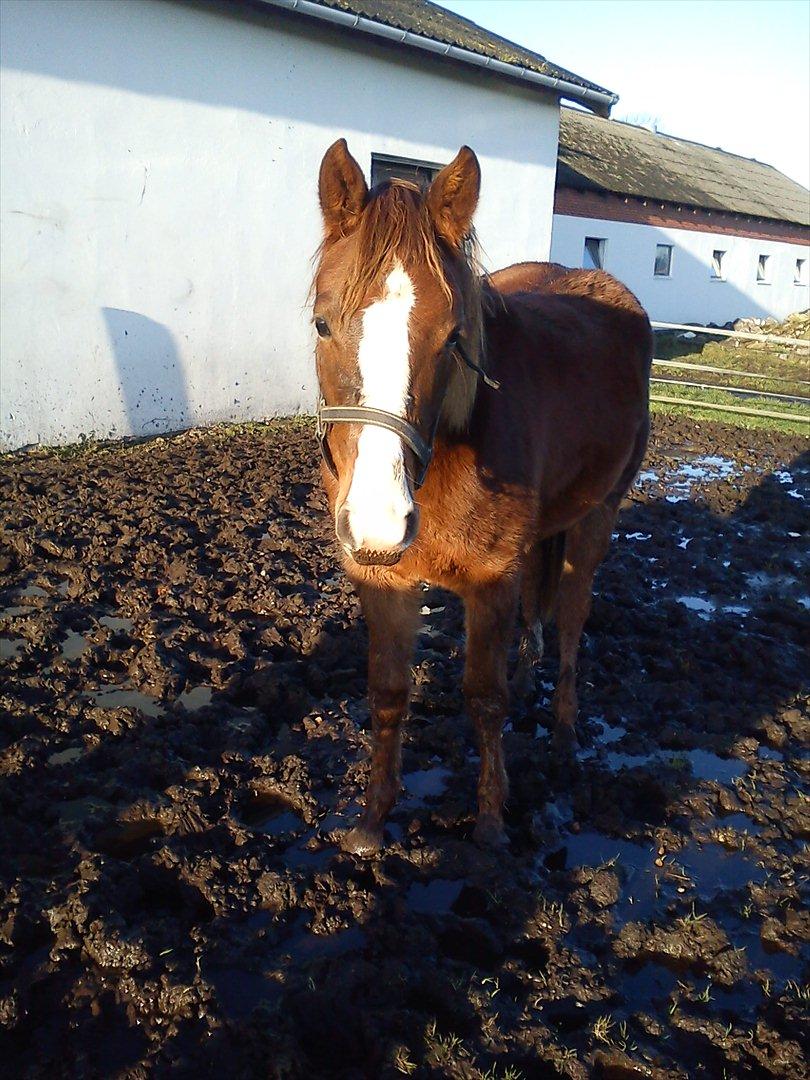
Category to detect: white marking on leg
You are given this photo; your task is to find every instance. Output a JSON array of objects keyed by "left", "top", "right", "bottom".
[{"left": 344, "top": 262, "right": 415, "bottom": 552}]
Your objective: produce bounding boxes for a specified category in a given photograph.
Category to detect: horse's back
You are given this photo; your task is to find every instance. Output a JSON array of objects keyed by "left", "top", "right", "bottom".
[
  {"left": 489, "top": 261, "right": 650, "bottom": 331},
  {"left": 487, "top": 261, "right": 652, "bottom": 387}
]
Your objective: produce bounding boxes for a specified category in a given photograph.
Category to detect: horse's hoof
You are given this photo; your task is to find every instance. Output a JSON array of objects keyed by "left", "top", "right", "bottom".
[
  {"left": 341, "top": 825, "right": 383, "bottom": 857},
  {"left": 473, "top": 815, "right": 508, "bottom": 849}
]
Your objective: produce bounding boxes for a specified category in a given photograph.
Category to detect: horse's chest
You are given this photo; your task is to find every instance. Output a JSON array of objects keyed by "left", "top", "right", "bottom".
[{"left": 409, "top": 496, "right": 531, "bottom": 587}]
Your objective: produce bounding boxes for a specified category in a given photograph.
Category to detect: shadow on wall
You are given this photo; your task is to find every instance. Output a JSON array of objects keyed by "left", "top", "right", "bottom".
[{"left": 102, "top": 308, "right": 189, "bottom": 438}]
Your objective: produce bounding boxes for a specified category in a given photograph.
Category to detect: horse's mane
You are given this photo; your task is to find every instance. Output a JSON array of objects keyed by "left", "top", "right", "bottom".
[{"left": 320, "top": 179, "right": 489, "bottom": 433}]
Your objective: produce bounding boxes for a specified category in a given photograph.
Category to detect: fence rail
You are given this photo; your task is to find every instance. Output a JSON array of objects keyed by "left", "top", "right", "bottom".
[
  {"left": 652, "top": 358, "right": 810, "bottom": 386},
  {"left": 649, "top": 320, "right": 809, "bottom": 425},
  {"left": 651, "top": 320, "right": 810, "bottom": 350}
]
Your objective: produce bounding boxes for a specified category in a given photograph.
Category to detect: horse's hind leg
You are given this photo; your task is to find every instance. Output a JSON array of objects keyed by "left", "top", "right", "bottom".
[
  {"left": 512, "top": 544, "right": 544, "bottom": 701},
  {"left": 512, "top": 533, "right": 566, "bottom": 700},
  {"left": 463, "top": 577, "right": 520, "bottom": 846},
  {"left": 343, "top": 584, "right": 419, "bottom": 856},
  {"left": 552, "top": 501, "right": 617, "bottom": 751}
]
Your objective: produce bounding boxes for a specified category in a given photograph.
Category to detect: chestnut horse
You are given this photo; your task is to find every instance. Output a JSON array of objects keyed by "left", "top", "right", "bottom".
[{"left": 313, "top": 140, "right": 652, "bottom": 854}]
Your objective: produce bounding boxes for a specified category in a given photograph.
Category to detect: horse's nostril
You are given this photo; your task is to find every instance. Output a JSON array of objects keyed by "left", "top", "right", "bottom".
[{"left": 335, "top": 505, "right": 355, "bottom": 549}]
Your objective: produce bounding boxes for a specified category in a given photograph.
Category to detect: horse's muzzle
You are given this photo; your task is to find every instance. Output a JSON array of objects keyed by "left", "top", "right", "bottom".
[{"left": 336, "top": 503, "right": 418, "bottom": 567}]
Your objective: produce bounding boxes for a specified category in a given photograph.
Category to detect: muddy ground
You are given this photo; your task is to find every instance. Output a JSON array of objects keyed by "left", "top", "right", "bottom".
[{"left": 1, "top": 415, "right": 808, "bottom": 1079}]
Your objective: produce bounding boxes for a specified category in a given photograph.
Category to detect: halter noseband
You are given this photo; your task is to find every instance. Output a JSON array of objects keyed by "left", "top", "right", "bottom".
[
  {"left": 316, "top": 403, "right": 435, "bottom": 488},
  {"left": 315, "top": 338, "right": 499, "bottom": 489}
]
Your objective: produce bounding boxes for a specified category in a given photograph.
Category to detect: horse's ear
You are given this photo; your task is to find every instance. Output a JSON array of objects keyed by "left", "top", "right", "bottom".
[
  {"left": 318, "top": 139, "right": 369, "bottom": 242},
  {"left": 426, "top": 146, "right": 480, "bottom": 249}
]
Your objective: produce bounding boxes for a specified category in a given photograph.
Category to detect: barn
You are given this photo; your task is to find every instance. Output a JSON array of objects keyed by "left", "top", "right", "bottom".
[
  {"left": 550, "top": 106, "right": 810, "bottom": 325},
  {"left": 0, "top": 0, "right": 613, "bottom": 451}
]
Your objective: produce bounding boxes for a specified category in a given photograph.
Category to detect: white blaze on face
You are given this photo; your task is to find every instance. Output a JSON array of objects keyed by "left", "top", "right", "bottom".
[{"left": 344, "top": 262, "right": 416, "bottom": 553}]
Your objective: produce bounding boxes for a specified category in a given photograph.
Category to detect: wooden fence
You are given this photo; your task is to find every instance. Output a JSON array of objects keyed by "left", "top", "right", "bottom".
[{"left": 649, "top": 321, "right": 809, "bottom": 425}]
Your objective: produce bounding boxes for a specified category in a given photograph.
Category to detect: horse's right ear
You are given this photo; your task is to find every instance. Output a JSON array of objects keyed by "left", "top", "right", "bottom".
[{"left": 318, "top": 139, "right": 369, "bottom": 242}]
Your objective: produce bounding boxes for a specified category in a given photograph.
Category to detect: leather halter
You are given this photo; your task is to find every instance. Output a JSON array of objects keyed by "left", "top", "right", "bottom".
[
  {"left": 315, "top": 338, "right": 499, "bottom": 489},
  {"left": 316, "top": 403, "right": 435, "bottom": 488}
]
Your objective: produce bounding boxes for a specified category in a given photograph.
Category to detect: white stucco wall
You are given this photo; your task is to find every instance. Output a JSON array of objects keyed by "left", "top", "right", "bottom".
[
  {"left": 0, "top": 0, "right": 560, "bottom": 450},
  {"left": 550, "top": 213, "right": 810, "bottom": 324}
]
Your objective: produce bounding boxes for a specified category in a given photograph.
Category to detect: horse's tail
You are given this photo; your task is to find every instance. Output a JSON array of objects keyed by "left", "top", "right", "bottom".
[{"left": 537, "top": 531, "right": 566, "bottom": 623}]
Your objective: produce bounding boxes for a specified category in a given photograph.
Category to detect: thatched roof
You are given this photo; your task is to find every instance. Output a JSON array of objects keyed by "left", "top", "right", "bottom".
[
  {"left": 558, "top": 107, "right": 810, "bottom": 227},
  {"left": 307, "top": 0, "right": 614, "bottom": 100}
]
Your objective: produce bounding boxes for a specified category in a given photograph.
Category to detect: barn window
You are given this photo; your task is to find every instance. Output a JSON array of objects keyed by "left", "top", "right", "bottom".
[
  {"left": 711, "top": 249, "right": 726, "bottom": 279},
  {"left": 654, "top": 244, "right": 673, "bottom": 277},
  {"left": 583, "top": 237, "right": 606, "bottom": 270},
  {"left": 756, "top": 254, "right": 771, "bottom": 283},
  {"left": 371, "top": 153, "right": 442, "bottom": 190},
  {"left": 795, "top": 258, "right": 807, "bottom": 285}
]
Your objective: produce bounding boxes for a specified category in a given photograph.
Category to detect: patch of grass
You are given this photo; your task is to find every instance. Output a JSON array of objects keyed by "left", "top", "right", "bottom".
[
  {"left": 479, "top": 1065, "right": 525, "bottom": 1080},
  {"left": 591, "top": 1013, "right": 615, "bottom": 1044},
  {"left": 678, "top": 902, "right": 708, "bottom": 925},
  {"left": 785, "top": 980, "right": 810, "bottom": 1002},
  {"left": 425, "top": 1020, "right": 466, "bottom": 1067},
  {"left": 649, "top": 393, "right": 808, "bottom": 437},
  {"left": 650, "top": 332, "right": 810, "bottom": 436},
  {"left": 392, "top": 1046, "right": 417, "bottom": 1075}
]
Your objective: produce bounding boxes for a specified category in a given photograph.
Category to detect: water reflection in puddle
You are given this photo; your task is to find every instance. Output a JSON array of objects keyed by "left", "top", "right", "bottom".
[
  {"left": 677, "top": 841, "right": 766, "bottom": 897},
  {"left": 47, "top": 746, "right": 83, "bottom": 767},
  {"left": 562, "top": 830, "right": 764, "bottom": 922},
  {"left": 60, "top": 631, "right": 88, "bottom": 660},
  {"left": 177, "top": 685, "right": 212, "bottom": 711},
  {"left": 282, "top": 836, "right": 333, "bottom": 872},
  {"left": 20, "top": 585, "right": 48, "bottom": 599},
  {"left": 637, "top": 456, "right": 738, "bottom": 499},
  {"left": 205, "top": 964, "right": 281, "bottom": 1020},
  {"left": 99, "top": 616, "right": 135, "bottom": 633},
  {"left": 582, "top": 745, "right": 747, "bottom": 785},
  {"left": 241, "top": 790, "right": 303, "bottom": 838},
  {"left": 619, "top": 961, "right": 678, "bottom": 1007},
  {"left": 738, "top": 926, "right": 804, "bottom": 987},
  {"left": 676, "top": 596, "right": 751, "bottom": 620},
  {"left": 563, "top": 832, "right": 659, "bottom": 921},
  {"left": 0, "top": 637, "right": 26, "bottom": 659},
  {"left": 402, "top": 766, "right": 450, "bottom": 799},
  {"left": 715, "top": 812, "right": 762, "bottom": 836},
  {"left": 595, "top": 719, "right": 626, "bottom": 745},
  {"left": 88, "top": 686, "right": 162, "bottom": 718},
  {"left": 407, "top": 879, "right": 464, "bottom": 915}
]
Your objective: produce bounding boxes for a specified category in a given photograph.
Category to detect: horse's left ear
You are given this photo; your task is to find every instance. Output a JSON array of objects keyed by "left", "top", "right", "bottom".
[{"left": 426, "top": 146, "right": 481, "bottom": 249}]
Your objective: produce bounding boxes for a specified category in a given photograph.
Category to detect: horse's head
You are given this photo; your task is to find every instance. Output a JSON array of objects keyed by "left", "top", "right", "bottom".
[{"left": 313, "top": 139, "right": 482, "bottom": 567}]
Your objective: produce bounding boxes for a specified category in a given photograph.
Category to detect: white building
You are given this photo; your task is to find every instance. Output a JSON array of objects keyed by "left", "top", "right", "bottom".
[
  {"left": 0, "top": 0, "right": 613, "bottom": 451},
  {"left": 550, "top": 107, "right": 810, "bottom": 325}
]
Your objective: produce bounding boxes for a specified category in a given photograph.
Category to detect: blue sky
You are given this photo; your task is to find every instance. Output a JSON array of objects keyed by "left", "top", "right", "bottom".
[{"left": 441, "top": 0, "right": 810, "bottom": 188}]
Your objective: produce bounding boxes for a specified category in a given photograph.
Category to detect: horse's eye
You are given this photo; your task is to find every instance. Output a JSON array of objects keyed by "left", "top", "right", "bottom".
[
  {"left": 446, "top": 328, "right": 461, "bottom": 348},
  {"left": 315, "top": 316, "right": 331, "bottom": 339}
]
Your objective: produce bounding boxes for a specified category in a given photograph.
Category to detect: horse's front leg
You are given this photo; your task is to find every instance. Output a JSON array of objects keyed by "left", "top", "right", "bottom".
[
  {"left": 342, "top": 583, "right": 419, "bottom": 856},
  {"left": 463, "top": 577, "right": 520, "bottom": 847}
]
